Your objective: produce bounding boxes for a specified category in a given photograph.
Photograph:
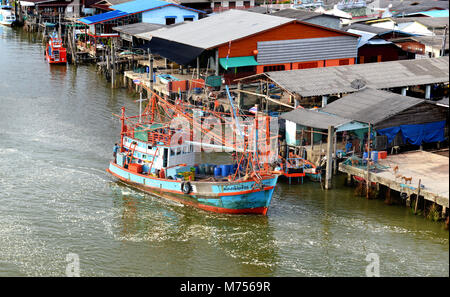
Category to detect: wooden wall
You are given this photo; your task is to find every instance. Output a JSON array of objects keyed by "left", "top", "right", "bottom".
[{"left": 374, "top": 102, "right": 448, "bottom": 130}]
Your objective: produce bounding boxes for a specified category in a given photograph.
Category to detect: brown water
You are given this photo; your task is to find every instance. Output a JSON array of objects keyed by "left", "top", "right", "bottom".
[{"left": 0, "top": 26, "right": 448, "bottom": 277}]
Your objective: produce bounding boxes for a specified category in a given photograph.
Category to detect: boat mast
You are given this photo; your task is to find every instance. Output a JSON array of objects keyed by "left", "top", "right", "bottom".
[{"left": 120, "top": 106, "right": 125, "bottom": 152}]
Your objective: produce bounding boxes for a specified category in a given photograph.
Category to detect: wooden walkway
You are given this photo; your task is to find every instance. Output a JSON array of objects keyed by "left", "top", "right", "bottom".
[{"left": 339, "top": 150, "right": 449, "bottom": 210}]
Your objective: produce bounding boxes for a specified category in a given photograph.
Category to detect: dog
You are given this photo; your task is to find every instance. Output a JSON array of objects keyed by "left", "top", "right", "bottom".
[
  {"left": 393, "top": 165, "right": 399, "bottom": 174},
  {"left": 402, "top": 176, "right": 412, "bottom": 184}
]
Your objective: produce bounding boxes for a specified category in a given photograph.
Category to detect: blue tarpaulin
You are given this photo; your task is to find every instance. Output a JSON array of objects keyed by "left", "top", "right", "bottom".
[{"left": 377, "top": 121, "right": 446, "bottom": 146}]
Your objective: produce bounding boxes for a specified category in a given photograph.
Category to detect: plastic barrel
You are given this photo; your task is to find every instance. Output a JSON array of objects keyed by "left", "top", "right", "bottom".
[
  {"left": 220, "top": 165, "right": 228, "bottom": 177},
  {"left": 214, "top": 166, "right": 222, "bottom": 177},
  {"left": 199, "top": 164, "right": 206, "bottom": 175},
  {"left": 363, "top": 152, "right": 368, "bottom": 159},
  {"left": 194, "top": 166, "right": 200, "bottom": 174},
  {"left": 208, "top": 165, "right": 216, "bottom": 175},
  {"left": 371, "top": 151, "right": 378, "bottom": 163},
  {"left": 225, "top": 165, "right": 233, "bottom": 177}
]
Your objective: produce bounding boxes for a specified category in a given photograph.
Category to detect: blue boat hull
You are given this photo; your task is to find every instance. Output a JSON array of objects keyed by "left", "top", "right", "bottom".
[{"left": 107, "top": 162, "right": 279, "bottom": 215}]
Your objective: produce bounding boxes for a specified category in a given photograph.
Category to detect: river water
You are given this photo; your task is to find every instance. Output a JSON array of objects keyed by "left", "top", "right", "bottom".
[{"left": 0, "top": 26, "right": 448, "bottom": 277}]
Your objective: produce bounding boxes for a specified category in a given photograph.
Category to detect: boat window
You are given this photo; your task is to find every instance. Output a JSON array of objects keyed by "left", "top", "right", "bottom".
[
  {"left": 171, "top": 148, "right": 175, "bottom": 156},
  {"left": 148, "top": 145, "right": 152, "bottom": 150},
  {"left": 177, "top": 148, "right": 181, "bottom": 155},
  {"left": 142, "top": 154, "right": 147, "bottom": 159}
]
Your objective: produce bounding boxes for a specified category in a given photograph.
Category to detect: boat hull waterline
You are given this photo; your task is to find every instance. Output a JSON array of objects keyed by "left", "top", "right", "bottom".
[{"left": 107, "top": 162, "right": 279, "bottom": 215}]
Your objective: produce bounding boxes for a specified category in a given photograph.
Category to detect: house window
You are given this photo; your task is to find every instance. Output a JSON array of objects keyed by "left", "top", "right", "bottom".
[
  {"left": 244, "top": 1, "right": 251, "bottom": 8},
  {"left": 183, "top": 15, "right": 194, "bottom": 22},
  {"left": 229, "top": 1, "right": 236, "bottom": 8},
  {"left": 165, "top": 17, "right": 176, "bottom": 25},
  {"left": 339, "top": 59, "right": 349, "bottom": 65},
  {"left": 263, "top": 65, "right": 285, "bottom": 72},
  {"left": 298, "top": 62, "right": 318, "bottom": 69}
]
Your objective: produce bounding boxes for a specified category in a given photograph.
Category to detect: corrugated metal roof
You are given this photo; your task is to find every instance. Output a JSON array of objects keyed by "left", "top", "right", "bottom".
[
  {"left": 436, "top": 97, "right": 449, "bottom": 107},
  {"left": 345, "top": 23, "right": 416, "bottom": 36},
  {"left": 394, "top": 17, "right": 449, "bottom": 28},
  {"left": 110, "top": 0, "right": 170, "bottom": 13},
  {"left": 110, "top": 0, "right": 203, "bottom": 14},
  {"left": 78, "top": 10, "right": 129, "bottom": 25},
  {"left": 321, "top": 88, "right": 426, "bottom": 125},
  {"left": 113, "top": 22, "right": 165, "bottom": 35},
  {"left": 347, "top": 29, "right": 392, "bottom": 47},
  {"left": 405, "top": 10, "right": 449, "bottom": 17},
  {"left": 280, "top": 108, "right": 352, "bottom": 130},
  {"left": 271, "top": 8, "right": 340, "bottom": 21},
  {"left": 255, "top": 57, "right": 449, "bottom": 97},
  {"left": 136, "top": 9, "right": 295, "bottom": 49}
]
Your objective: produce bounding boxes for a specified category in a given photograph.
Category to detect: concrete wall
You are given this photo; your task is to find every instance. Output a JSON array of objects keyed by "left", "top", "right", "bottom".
[{"left": 142, "top": 5, "right": 199, "bottom": 25}]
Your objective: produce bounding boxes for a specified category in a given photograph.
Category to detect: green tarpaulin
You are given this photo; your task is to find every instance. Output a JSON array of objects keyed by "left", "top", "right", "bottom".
[{"left": 219, "top": 56, "right": 258, "bottom": 70}]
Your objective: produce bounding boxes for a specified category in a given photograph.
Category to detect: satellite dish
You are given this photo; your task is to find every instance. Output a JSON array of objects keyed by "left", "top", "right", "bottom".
[{"left": 350, "top": 79, "right": 367, "bottom": 90}]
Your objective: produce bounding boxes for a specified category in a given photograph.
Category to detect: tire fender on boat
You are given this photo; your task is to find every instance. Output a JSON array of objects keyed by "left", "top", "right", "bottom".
[{"left": 181, "top": 181, "right": 192, "bottom": 194}]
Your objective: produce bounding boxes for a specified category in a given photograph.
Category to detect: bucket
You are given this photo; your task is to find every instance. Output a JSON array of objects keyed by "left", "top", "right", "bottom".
[
  {"left": 378, "top": 151, "right": 387, "bottom": 159},
  {"left": 371, "top": 151, "right": 378, "bottom": 162},
  {"left": 214, "top": 166, "right": 222, "bottom": 177}
]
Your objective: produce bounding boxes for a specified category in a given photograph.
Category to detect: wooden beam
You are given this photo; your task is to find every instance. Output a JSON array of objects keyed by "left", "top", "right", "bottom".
[
  {"left": 234, "top": 89, "right": 294, "bottom": 109},
  {"left": 325, "top": 125, "right": 334, "bottom": 190}
]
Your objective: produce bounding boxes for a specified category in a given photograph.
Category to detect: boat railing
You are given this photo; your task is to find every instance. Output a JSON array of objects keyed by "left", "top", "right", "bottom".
[{"left": 148, "top": 131, "right": 172, "bottom": 146}]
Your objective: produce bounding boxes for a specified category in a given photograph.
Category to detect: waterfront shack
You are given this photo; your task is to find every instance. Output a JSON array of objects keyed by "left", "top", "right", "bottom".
[
  {"left": 279, "top": 107, "right": 368, "bottom": 166},
  {"left": 270, "top": 8, "right": 344, "bottom": 30},
  {"left": 321, "top": 88, "right": 448, "bottom": 152},
  {"left": 77, "top": 0, "right": 204, "bottom": 56},
  {"left": 132, "top": 9, "right": 359, "bottom": 84},
  {"left": 236, "top": 56, "right": 449, "bottom": 108},
  {"left": 347, "top": 28, "right": 410, "bottom": 63},
  {"left": 365, "top": 17, "right": 448, "bottom": 36},
  {"left": 391, "top": 33, "right": 449, "bottom": 58}
]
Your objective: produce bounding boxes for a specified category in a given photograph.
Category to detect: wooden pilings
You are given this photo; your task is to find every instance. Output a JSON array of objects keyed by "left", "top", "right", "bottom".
[{"left": 325, "top": 125, "right": 334, "bottom": 190}]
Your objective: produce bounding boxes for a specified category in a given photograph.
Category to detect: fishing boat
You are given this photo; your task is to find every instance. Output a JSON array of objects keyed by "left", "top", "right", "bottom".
[
  {"left": 45, "top": 32, "right": 67, "bottom": 64},
  {"left": 107, "top": 87, "right": 280, "bottom": 215},
  {"left": 0, "top": 5, "right": 16, "bottom": 26},
  {"left": 279, "top": 153, "right": 321, "bottom": 184}
]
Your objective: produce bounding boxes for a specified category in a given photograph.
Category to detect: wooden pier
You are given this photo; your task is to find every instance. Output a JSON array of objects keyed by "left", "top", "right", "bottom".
[{"left": 339, "top": 150, "right": 449, "bottom": 214}]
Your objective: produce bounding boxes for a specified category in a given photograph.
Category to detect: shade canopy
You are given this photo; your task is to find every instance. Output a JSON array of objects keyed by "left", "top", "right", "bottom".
[{"left": 219, "top": 56, "right": 258, "bottom": 70}]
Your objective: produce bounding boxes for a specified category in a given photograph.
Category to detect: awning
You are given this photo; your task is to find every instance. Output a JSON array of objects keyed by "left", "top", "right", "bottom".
[
  {"left": 219, "top": 56, "right": 258, "bottom": 70},
  {"left": 78, "top": 10, "right": 129, "bottom": 25},
  {"left": 138, "top": 37, "right": 204, "bottom": 65}
]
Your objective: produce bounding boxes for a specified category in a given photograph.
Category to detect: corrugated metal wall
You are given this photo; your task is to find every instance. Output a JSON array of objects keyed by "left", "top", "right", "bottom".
[{"left": 257, "top": 36, "right": 358, "bottom": 65}]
